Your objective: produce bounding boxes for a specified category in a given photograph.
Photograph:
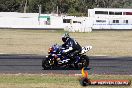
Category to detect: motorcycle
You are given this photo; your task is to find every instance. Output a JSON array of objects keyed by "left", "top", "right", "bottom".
[{"left": 42, "top": 44, "right": 92, "bottom": 69}]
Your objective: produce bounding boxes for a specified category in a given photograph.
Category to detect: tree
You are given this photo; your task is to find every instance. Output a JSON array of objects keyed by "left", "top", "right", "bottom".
[
  {"left": 0, "top": 0, "right": 132, "bottom": 15},
  {"left": 0, "top": 0, "right": 20, "bottom": 12}
]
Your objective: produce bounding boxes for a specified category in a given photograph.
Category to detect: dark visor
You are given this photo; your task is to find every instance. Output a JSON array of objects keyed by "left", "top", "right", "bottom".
[{"left": 62, "top": 37, "right": 66, "bottom": 42}]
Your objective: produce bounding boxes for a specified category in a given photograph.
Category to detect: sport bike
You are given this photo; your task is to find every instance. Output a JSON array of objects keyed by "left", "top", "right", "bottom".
[{"left": 42, "top": 44, "right": 92, "bottom": 69}]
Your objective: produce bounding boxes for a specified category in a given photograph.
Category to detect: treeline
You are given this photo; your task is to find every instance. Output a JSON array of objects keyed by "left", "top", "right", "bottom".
[{"left": 0, "top": 0, "right": 132, "bottom": 16}]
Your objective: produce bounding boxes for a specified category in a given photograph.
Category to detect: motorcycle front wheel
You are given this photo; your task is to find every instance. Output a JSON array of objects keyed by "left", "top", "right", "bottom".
[{"left": 42, "top": 58, "right": 52, "bottom": 70}]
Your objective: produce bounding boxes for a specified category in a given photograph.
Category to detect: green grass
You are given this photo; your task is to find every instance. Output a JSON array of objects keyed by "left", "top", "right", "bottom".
[
  {"left": 0, "top": 74, "right": 76, "bottom": 83},
  {"left": 0, "top": 74, "right": 131, "bottom": 88},
  {"left": 0, "top": 29, "right": 132, "bottom": 56}
]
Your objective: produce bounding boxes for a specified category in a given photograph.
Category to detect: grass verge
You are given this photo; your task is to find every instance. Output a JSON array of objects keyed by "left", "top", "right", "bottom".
[
  {"left": 0, "top": 74, "right": 131, "bottom": 88},
  {"left": 0, "top": 29, "right": 132, "bottom": 56}
]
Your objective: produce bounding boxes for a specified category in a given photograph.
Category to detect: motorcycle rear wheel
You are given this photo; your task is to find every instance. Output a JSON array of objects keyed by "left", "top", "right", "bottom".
[{"left": 74, "top": 55, "right": 89, "bottom": 69}]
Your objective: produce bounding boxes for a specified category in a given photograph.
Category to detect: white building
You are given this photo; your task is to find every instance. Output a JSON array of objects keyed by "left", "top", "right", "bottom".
[
  {"left": 63, "top": 16, "right": 92, "bottom": 32},
  {"left": 0, "top": 12, "right": 64, "bottom": 29},
  {"left": 88, "top": 8, "right": 132, "bottom": 30},
  {"left": 63, "top": 8, "right": 132, "bottom": 32},
  {"left": 0, "top": 8, "right": 132, "bottom": 32},
  {"left": 0, "top": 12, "right": 92, "bottom": 32}
]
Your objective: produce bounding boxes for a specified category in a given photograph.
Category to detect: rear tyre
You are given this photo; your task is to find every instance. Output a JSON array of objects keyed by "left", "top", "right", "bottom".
[{"left": 75, "top": 55, "right": 89, "bottom": 69}]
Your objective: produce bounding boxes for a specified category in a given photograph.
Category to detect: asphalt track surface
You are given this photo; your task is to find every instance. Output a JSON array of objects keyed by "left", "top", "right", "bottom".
[{"left": 0, "top": 54, "right": 132, "bottom": 75}]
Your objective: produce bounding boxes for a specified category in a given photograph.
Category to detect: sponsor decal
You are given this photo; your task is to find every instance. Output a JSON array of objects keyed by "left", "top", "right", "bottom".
[{"left": 79, "top": 67, "right": 131, "bottom": 86}]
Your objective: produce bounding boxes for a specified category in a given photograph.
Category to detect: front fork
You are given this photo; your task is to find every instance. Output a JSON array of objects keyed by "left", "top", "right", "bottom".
[{"left": 46, "top": 55, "right": 55, "bottom": 66}]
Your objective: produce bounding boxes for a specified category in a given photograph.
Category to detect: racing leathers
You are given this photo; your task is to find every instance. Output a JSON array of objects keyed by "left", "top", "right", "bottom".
[{"left": 62, "top": 37, "right": 82, "bottom": 61}]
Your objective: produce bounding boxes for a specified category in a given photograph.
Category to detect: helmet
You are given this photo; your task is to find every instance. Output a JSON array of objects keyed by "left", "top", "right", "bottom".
[{"left": 62, "top": 33, "right": 70, "bottom": 42}]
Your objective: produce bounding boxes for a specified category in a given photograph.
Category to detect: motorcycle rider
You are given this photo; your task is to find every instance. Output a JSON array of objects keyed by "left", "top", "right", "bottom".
[{"left": 61, "top": 33, "right": 82, "bottom": 62}]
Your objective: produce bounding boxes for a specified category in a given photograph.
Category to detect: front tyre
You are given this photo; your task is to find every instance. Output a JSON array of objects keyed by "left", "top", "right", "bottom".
[{"left": 42, "top": 58, "right": 51, "bottom": 70}]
